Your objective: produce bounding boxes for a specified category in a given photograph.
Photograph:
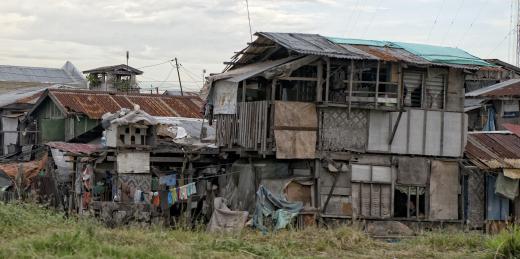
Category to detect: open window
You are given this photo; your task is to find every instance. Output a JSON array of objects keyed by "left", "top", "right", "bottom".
[
  {"left": 394, "top": 157, "right": 429, "bottom": 219},
  {"left": 394, "top": 185, "right": 426, "bottom": 218},
  {"left": 403, "top": 69, "right": 446, "bottom": 110}
]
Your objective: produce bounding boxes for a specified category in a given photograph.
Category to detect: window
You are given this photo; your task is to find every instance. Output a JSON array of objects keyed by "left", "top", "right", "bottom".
[
  {"left": 502, "top": 100, "right": 519, "bottom": 118},
  {"left": 403, "top": 70, "right": 446, "bottom": 109},
  {"left": 394, "top": 185, "right": 426, "bottom": 218},
  {"left": 403, "top": 71, "right": 423, "bottom": 107}
]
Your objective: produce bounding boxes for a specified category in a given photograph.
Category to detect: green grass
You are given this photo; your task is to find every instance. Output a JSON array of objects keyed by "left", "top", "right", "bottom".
[{"left": 0, "top": 203, "right": 504, "bottom": 258}]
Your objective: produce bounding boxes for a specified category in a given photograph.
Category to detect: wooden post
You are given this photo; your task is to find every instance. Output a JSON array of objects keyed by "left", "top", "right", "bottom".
[
  {"left": 325, "top": 58, "right": 331, "bottom": 103},
  {"left": 397, "top": 64, "right": 403, "bottom": 109},
  {"left": 242, "top": 80, "right": 247, "bottom": 102},
  {"left": 375, "top": 61, "right": 380, "bottom": 109},
  {"left": 316, "top": 61, "right": 323, "bottom": 102},
  {"left": 348, "top": 60, "right": 354, "bottom": 117}
]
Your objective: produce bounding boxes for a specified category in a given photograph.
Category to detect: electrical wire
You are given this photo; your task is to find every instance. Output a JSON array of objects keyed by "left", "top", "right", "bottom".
[
  {"left": 455, "top": 0, "right": 489, "bottom": 47},
  {"left": 440, "top": 0, "right": 466, "bottom": 45},
  {"left": 487, "top": 26, "right": 518, "bottom": 57},
  {"left": 362, "top": 0, "right": 383, "bottom": 38},
  {"left": 426, "top": 0, "right": 447, "bottom": 42},
  {"left": 344, "top": 0, "right": 361, "bottom": 37},
  {"left": 137, "top": 59, "right": 174, "bottom": 69}
]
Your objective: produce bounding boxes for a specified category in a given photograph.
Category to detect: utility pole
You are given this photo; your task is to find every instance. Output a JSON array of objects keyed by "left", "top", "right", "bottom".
[{"left": 174, "top": 57, "right": 184, "bottom": 96}]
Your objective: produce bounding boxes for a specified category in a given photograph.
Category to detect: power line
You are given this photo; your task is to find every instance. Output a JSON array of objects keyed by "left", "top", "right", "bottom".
[
  {"left": 344, "top": 0, "right": 361, "bottom": 37},
  {"left": 440, "top": 0, "right": 466, "bottom": 45},
  {"left": 137, "top": 59, "right": 174, "bottom": 69},
  {"left": 362, "top": 0, "right": 383, "bottom": 38},
  {"left": 455, "top": 0, "right": 489, "bottom": 47},
  {"left": 487, "top": 26, "right": 518, "bottom": 57},
  {"left": 426, "top": 0, "right": 446, "bottom": 42}
]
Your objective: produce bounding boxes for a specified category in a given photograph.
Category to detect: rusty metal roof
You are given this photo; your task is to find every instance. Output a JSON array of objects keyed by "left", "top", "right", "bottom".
[
  {"left": 504, "top": 123, "right": 520, "bottom": 138},
  {"left": 40, "top": 89, "right": 203, "bottom": 119},
  {"left": 46, "top": 142, "right": 102, "bottom": 156},
  {"left": 466, "top": 79, "right": 520, "bottom": 98},
  {"left": 466, "top": 132, "right": 520, "bottom": 170}
]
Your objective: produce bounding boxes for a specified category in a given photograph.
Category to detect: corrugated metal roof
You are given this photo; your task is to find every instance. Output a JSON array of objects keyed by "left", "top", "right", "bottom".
[
  {"left": 466, "top": 132, "right": 520, "bottom": 169},
  {"left": 258, "top": 32, "right": 376, "bottom": 60},
  {"left": 46, "top": 142, "right": 102, "bottom": 156},
  {"left": 503, "top": 123, "right": 520, "bottom": 138},
  {"left": 465, "top": 79, "right": 520, "bottom": 97},
  {"left": 83, "top": 64, "right": 143, "bottom": 75},
  {"left": 41, "top": 89, "right": 203, "bottom": 119},
  {"left": 0, "top": 62, "right": 85, "bottom": 85}
]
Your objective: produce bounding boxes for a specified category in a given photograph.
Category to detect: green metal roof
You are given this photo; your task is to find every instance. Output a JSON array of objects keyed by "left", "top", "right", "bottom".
[{"left": 326, "top": 36, "right": 493, "bottom": 67}]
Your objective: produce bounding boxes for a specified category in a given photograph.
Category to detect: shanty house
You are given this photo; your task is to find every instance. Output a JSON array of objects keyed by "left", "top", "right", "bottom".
[
  {"left": 25, "top": 89, "right": 204, "bottom": 145},
  {"left": 0, "top": 61, "right": 86, "bottom": 155},
  {"left": 465, "top": 59, "right": 520, "bottom": 93},
  {"left": 464, "top": 130, "right": 520, "bottom": 231},
  {"left": 466, "top": 79, "right": 520, "bottom": 131},
  {"left": 206, "top": 32, "right": 494, "bottom": 226},
  {"left": 83, "top": 64, "right": 143, "bottom": 92}
]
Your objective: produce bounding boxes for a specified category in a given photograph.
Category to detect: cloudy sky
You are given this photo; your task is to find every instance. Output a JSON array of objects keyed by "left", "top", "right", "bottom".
[{"left": 0, "top": 0, "right": 514, "bottom": 92}]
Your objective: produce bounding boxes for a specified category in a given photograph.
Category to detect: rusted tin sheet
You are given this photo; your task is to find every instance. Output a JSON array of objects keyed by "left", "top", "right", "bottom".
[
  {"left": 47, "top": 89, "right": 202, "bottom": 119},
  {"left": 46, "top": 142, "right": 101, "bottom": 156},
  {"left": 466, "top": 132, "right": 520, "bottom": 169}
]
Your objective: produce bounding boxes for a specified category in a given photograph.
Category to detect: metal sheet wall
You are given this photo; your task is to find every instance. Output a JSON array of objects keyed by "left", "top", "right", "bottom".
[{"left": 367, "top": 109, "right": 467, "bottom": 157}]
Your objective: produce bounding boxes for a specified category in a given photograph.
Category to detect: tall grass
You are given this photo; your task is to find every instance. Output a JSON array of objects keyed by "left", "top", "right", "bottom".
[
  {"left": 0, "top": 203, "right": 497, "bottom": 258},
  {"left": 488, "top": 226, "right": 520, "bottom": 259}
]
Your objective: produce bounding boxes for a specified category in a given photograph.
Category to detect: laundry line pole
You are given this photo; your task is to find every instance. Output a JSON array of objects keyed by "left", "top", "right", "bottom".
[{"left": 175, "top": 57, "right": 184, "bottom": 96}]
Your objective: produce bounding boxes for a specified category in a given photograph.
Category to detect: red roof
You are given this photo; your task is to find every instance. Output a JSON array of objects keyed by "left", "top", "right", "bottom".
[
  {"left": 44, "top": 89, "right": 203, "bottom": 119},
  {"left": 482, "top": 81, "right": 520, "bottom": 98},
  {"left": 465, "top": 132, "right": 520, "bottom": 169},
  {"left": 46, "top": 142, "right": 102, "bottom": 156},
  {"left": 503, "top": 123, "right": 520, "bottom": 138}
]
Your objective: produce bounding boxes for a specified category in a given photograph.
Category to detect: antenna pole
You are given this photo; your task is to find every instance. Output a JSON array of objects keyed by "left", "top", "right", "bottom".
[
  {"left": 174, "top": 57, "right": 184, "bottom": 96},
  {"left": 516, "top": 0, "right": 520, "bottom": 66},
  {"left": 245, "top": 0, "right": 253, "bottom": 42}
]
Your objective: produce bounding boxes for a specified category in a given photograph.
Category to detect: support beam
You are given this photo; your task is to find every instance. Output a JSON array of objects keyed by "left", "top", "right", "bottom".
[
  {"left": 317, "top": 60, "right": 323, "bottom": 102},
  {"left": 325, "top": 58, "right": 331, "bottom": 103},
  {"left": 375, "top": 60, "right": 380, "bottom": 109},
  {"left": 388, "top": 110, "right": 404, "bottom": 145},
  {"left": 348, "top": 60, "right": 354, "bottom": 117}
]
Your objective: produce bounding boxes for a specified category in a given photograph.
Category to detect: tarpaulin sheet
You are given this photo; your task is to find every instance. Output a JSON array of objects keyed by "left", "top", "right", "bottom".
[
  {"left": 212, "top": 80, "right": 238, "bottom": 115},
  {"left": 207, "top": 197, "right": 248, "bottom": 233},
  {"left": 495, "top": 172, "right": 519, "bottom": 200},
  {"left": 273, "top": 101, "right": 317, "bottom": 159},
  {"left": 253, "top": 185, "right": 303, "bottom": 233},
  {"left": 429, "top": 161, "right": 459, "bottom": 220}
]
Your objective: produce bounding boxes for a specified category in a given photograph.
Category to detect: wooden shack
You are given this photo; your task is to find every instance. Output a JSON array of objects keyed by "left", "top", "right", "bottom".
[{"left": 205, "top": 32, "right": 496, "bottom": 226}]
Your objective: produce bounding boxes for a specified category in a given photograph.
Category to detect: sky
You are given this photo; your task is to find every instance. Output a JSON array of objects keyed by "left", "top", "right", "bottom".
[{"left": 0, "top": 0, "right": 515, "bottom": 93}]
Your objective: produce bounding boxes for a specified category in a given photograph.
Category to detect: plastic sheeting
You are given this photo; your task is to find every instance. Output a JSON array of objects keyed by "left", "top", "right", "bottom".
[
  {"left": 102, "top": 108, "right": 158, "bottom": 128},
  {"left": 207, "top": 197, "right": 249, "bottom": 233},
  {"left": 253, "top": 185, "right": 303, "bottom": 233},
  {"left": 495, "top": 172, "right": 519, "bottom": 200}
]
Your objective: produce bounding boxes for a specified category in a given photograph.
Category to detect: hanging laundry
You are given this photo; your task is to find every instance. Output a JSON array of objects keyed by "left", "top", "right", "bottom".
[
  {"left": 179, "top": 185, "right": 187, "bottom": 200},
  {"left": 170, "top": 188, "right": 178, "bottom": 204},
  {"left": 152, "top": 192, "right": 160, "bottom": 207},
  {"left": 159, "top": 174, "right": 177, "bottom": 186}
]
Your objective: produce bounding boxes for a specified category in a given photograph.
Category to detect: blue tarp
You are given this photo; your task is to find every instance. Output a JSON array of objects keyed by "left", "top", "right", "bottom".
[
  {"left": 253, "top": 185, "right": 303, "bottom": 233},
  {"left": 483, "top": 107, "right": 496, "bottom": 131}
]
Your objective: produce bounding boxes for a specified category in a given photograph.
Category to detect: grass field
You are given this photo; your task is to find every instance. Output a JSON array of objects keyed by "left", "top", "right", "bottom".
[{"left": 0, "top": 203, "right": 516, "bottom": 258}]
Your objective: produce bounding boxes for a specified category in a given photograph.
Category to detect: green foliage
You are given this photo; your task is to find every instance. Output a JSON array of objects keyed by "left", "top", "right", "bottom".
[
  {"left": 0, "top": 203, "right": 496, "bottom": 258},
  {"left": 488, "top": 226, "right": 520, "bottom": 259},
  {"left": 86, "top": 74, "right": 101, "bottom": 88}
]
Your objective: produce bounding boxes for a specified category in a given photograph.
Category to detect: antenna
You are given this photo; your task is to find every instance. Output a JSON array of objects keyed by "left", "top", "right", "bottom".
[
  {"left": 126, "top": 51, "right": 129, "bottom": 66},
  {"left": 245, "top": 0, "right": 253, "bottom": 42}
]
